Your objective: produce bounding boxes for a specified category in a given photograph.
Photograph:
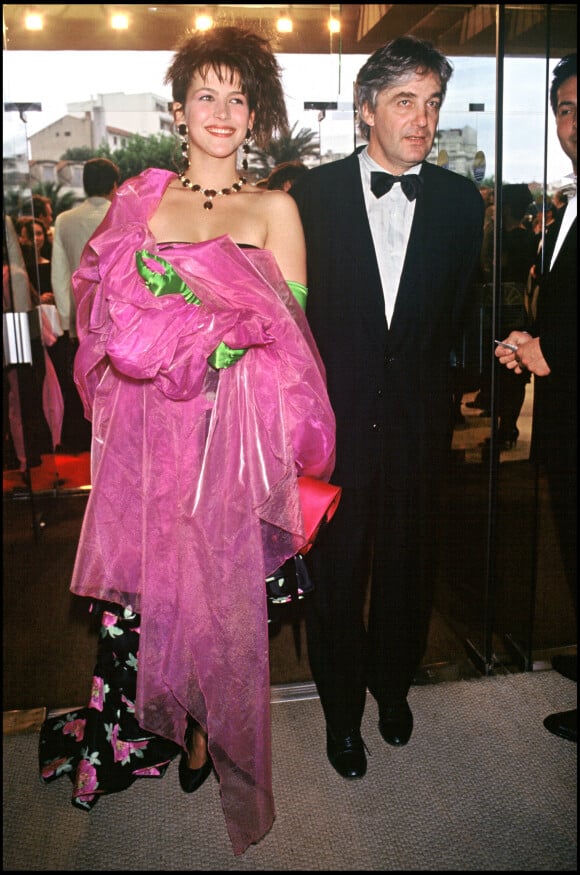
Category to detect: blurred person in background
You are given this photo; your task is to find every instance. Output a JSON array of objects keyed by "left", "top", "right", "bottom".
[
  {"left": 266, "top": 160, "right": 309, "bottom": 192},
  {"left": 51, "top": 157, "right": 120, "bottom": 452},
  {"left": 496, "top": 53, "right": 577, "bottom": 743}
]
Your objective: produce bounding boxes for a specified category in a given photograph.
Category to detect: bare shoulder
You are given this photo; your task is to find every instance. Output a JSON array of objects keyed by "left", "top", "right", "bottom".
[
  {"left": 247, "top": 187, "right": 301, "bottom": 220},
  {"left": 245, "top": 186, "right": 293, "bottom": 206}
]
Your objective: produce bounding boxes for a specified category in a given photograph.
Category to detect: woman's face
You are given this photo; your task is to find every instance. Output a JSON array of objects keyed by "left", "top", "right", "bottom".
[
  {"left": 31, "top": 221, "right": 45, "bottom": 254},
  {"left": 20, "top": 221, "right": 45, "bottom": 252},
  {"left": 174, "top": 66, "right": 254, "bottom": 163}
]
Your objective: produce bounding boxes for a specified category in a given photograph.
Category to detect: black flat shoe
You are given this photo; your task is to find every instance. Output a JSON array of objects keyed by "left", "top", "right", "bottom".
[
  {"left": 543, "top": 709, "right": 577, "bottom": 743},
  {"left": 178, "top": 752, "right": 213, "bottom": 793},
  {"left": 326, "top": 726, "right": 367, "bottom": 779},
  {"left": 379, "top": 701, "right": 413, "bottom": 747}
]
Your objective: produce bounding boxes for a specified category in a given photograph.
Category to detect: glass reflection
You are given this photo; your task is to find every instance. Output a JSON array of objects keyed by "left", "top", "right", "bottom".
[{"left": 2, "top": 4, "right": 577, "bottom": 683}]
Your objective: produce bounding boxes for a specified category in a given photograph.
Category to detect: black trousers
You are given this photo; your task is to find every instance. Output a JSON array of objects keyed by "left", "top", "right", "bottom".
[
  {"left": 305, "top": 471, "right": 439, "bottom": 733},
  {"left": 543, "top": 461, "right": 577, "bottom": 616}
]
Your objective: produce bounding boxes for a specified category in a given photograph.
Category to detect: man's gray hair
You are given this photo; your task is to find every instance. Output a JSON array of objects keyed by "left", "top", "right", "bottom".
[{"left": 355, "top": 35, "right": 453, "bottom": 141}]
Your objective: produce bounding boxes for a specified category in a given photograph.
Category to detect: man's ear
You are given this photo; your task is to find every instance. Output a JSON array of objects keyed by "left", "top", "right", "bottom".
[{"left": 359, "top": 101, "right": 375, "bottom": 128}]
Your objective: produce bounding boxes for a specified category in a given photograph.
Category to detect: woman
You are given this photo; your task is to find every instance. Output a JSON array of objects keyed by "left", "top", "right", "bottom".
[
  {"left": 17, "top": 215, "right": 67, "bottom": 419},
  {"left": 16, "top": 216, "right": 53, "bottom": 302},
  {"left": 38, "top": 27, "right": 336, "bottom": 856},
  {"left": 3, "top": 218, "right": 62, "bottom": 470}
]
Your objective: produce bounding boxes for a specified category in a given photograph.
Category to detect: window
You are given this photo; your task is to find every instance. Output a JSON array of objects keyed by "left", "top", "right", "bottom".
[
  {"left": 41, "top": 164, "right": 55, "bottom": 183},
  {"left": 71, "top": 165, "right": 83, "bottom": 187}
]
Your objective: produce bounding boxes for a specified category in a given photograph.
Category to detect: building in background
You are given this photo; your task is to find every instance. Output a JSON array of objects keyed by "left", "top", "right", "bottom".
[
  {"left": 28, "top": 91, "right": 173, "bottom": 161},
  {"left": 21, "top": 91, "right": 173, "bottom": 202},
  {"left": 427, "top": 125, "right": 478, "bottom": 176}
]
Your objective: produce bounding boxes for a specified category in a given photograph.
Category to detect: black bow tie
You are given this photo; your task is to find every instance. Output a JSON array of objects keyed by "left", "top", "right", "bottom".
[{"left": 370, "top": 171, "right": 422, "bottom": 201}]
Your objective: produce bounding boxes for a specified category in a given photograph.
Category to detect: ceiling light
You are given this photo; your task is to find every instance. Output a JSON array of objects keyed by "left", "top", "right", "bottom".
[
  {"left": 111, "top": 12, "right": 130, "bottom": 31},
  {"left": 24, "top": 11, "right": 43, "bottom": 31},
  {"left": 277, "top": 16, "right": 293, "bottom": 34},
  {"left": 328, "top": 17, "right": 341, "bottom": 35},
  {"left": 195, "top": 14, "right": 213, "bottom": 32}
]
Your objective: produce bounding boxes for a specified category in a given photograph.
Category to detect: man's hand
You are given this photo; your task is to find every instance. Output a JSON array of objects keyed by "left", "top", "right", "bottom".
[{"left": 495, "top": 331, "right": 550, "bottom": 376}]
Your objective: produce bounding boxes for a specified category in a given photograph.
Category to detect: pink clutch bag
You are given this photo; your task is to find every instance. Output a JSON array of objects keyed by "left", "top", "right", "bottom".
[
  {"left": 297, "top": 475, "right": 342, "bottom": 554},
  {"left": 265, "top": 476, "right": 341, "bottom": 619}
]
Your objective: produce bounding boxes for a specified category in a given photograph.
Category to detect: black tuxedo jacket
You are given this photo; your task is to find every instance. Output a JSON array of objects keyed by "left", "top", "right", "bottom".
[
  {"left": 291, "top": 151, "right": 484, "bottom": 489},
  {"left": 531, "top": 205, "right": 577, "bottom": 471}
]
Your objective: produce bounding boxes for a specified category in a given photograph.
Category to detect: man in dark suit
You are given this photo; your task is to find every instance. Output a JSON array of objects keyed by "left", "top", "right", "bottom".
[
  {"left": 496, "top": 53, "right": 577, "bottom": 743},
  {"left": 290, "top": 36, "right": 484, "bottom": 779}
]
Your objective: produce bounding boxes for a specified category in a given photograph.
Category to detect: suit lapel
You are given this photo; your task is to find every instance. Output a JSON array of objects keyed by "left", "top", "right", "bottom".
[
  {"left": 339, "top": 154, "right": 387, "bottom": 332},
  {"left": 340, "top": 154, "right": 379, "bottom": 265},
  {"left": 543, "top": 210, "right": 564, "bottom": 268},
  {"left": 549, "top": 213, "right": 576, "bottom": 271}
]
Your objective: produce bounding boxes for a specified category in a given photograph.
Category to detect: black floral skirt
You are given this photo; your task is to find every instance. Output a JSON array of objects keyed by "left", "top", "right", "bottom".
[{"left": 39, "top": 601, "right": 181, "bottom": 809}]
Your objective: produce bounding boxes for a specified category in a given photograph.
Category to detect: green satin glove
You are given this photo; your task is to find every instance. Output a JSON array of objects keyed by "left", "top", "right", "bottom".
[
  {"left": 135, "top": 250, "right": 307, "bottom": 370},
  {"left": 286, "top": 280, "right": 308, "bottom": 311},
  {"left": 207, "top": 341, "right": 247, "bottom": 369},
  {"left": 208, "top": 281, "right": 309, "bottom": 369},
  {"left": 135, "top": 250, "right": 201, "bottom": 305}
]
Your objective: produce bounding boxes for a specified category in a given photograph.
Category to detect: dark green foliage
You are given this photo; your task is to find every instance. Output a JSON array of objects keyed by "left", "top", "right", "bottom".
[{"left": 248, "top": 122, "right": 319, "bottom": 174}]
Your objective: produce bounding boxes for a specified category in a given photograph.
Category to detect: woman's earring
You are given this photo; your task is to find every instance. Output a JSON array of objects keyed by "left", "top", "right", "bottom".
[
  {"left": 242, "top": 128, "right": 251, "bottom": 172},
  {"left": 178, "top": 123, "right": 189, "bottom": 170}
]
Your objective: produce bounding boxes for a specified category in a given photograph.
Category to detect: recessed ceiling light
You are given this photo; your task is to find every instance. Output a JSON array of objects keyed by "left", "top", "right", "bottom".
[
  {"left": 111, "top": 13, "right": 130, "bottom": 31},
  {"left": 277, "top": 16, "right": 293, "bottom": 34},
  {"left": 195, "top": 14, "right": 213, "bottom": 32},
  {"left": 25, "top": 12, "right": 43, "bottom": 31}
]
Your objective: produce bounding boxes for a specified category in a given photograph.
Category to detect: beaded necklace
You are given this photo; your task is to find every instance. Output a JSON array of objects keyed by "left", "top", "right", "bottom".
[{"left": 177, "top": 171, "right": 247, "bottom": 210}]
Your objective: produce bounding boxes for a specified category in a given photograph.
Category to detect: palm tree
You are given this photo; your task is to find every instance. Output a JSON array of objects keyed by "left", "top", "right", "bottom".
[{"left": 248, "top": 122, "right": 319, "bottom": 175}]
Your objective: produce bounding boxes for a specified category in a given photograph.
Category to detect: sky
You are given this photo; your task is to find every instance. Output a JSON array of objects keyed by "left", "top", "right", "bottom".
[{"left": 3, "top": 50, "right": 572, "bottom": 187}]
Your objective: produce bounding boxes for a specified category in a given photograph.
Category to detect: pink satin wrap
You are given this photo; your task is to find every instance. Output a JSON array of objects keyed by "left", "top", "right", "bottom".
[{"left": 70, "top": 168, "right": 336, "bottom": 854}]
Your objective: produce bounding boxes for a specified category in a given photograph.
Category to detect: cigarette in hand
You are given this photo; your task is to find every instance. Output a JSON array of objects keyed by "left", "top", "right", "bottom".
[{"left": 494, "top": 339, "right": 518, "bottom": 352}]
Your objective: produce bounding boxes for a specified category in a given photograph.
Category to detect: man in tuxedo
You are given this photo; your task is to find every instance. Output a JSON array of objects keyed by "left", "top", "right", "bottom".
[
  {"left": 290, "top": 36, "right": 484, "bottom": 778},
  {"left": 496, "top": 53, "right": 577, "bottom": 743}
]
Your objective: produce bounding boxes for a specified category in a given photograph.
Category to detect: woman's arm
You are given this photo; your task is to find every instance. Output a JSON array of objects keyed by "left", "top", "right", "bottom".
[{"left": 263, "top": 191, "right": 307, "bottom": 286}]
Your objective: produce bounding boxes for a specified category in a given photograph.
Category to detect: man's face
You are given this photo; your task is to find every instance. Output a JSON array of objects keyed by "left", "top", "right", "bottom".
[
  {"left": 555, "top": 74, "right": 577, "bottom": 170},
  {"left": 361, "top": 70, "right": 442, "bottom": 174}
]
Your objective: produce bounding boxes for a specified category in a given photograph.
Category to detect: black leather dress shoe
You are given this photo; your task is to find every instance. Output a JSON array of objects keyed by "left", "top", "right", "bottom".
[
  {"left": 326, "top": 727, "right": 367, "bottom": 779},
  {"left": 543, "top": 709, "right": 577, "bottom": 743},
  {"left": 551, "top": 654, "right": 577, "bottom": 682},
  {"left": 379, "top": 701, "right": 413, "bottom": 747}
]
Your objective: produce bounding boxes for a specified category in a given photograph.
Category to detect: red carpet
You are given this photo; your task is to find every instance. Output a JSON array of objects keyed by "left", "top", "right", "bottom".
[{"left": 3, "top": 452, "right": 91, "bottom": 495}]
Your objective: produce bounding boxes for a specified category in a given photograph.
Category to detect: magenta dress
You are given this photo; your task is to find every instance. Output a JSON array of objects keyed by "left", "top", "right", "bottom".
[{"left": 40, "top": 168, "right": 336, "bottom": 855}]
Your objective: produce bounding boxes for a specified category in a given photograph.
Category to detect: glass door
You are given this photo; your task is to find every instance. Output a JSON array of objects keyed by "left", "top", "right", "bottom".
[{"left": 3, "top": 6, "right": 577, "bottom": 704}]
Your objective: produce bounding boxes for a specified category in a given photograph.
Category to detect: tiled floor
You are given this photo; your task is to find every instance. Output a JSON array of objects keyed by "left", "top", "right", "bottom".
[{"left": 453, "top": 383, "right": 533, "bottom": 464}]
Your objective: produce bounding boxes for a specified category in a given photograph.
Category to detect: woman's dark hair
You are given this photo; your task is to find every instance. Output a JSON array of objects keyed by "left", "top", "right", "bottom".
[
  {"left": 165, "top": 26, "right": 289, "bottom": 150},
  {"left": 355, "top": 35, "right": 453, "bottom": 141},
  {"left": 16, "top": 216, "right": 45, "bottom": 245},
  {"left": 266, "top": 161, "right": 309, "bottom": 190}
]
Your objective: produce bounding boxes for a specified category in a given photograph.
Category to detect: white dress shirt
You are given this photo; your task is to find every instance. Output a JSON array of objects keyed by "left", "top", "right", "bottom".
[{"left": 358, "top": 148, "right": 421, "bottom": 327}]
